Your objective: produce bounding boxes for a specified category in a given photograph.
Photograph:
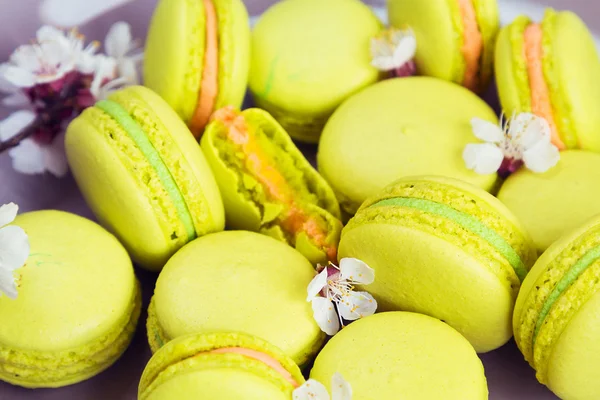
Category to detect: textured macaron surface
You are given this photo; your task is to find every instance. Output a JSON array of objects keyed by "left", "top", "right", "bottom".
[
  {"left": 340, "top": 176, "right": 536, "bottom": 352},
  {"left": 139, "top": 332, "right": 303, "bottom": 400},
  {"left": 0, "top": 211, "right": 140, "bottom": 388},
  {"left": 514, "top": 216, "right": 600, "bottom": 385},
  {"left": 201, "top": 107, "right": 342, "bottom": 264},
  {"left": 498, "top": 150, "right": 600, "bottom": 253},
  {"left": 311, "top": 312, "right": 488, "bottom": 399},
  {"left": 149, "top": 231, "right": 324, "bottom": 365},
  {"left": 317, "top": 77, "right": 498, "bottom": 215},
  {"left": 66, "top": 86, "right": 224, "bottom": 270}
]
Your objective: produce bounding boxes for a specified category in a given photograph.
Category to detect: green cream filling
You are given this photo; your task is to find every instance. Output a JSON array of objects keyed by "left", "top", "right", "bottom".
[
  {"left": 370, "top": 197, "right": 527, "bottom": 281},
  {"left": 96, "top": 100, "right": 196, "bottom": 241},
  {"left": 533, "top": 245, "right": 600, "bottom": 343}
]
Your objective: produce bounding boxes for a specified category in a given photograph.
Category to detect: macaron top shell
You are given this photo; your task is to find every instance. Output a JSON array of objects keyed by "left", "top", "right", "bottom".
[
  {"left": 144, "top": 0, "right": 250, "bottom": 125},
  {"left": 310, "top": 312, "right": 488, "bottom": 399},
  {"left": 139, "top": 332, "right": 304, "bottom": 400},
  {"left": 388, "top": 0, "right": 499, "bottom": 91},
  {"left": 317, "top": 77, "right": 498, "bottom": 215},
  {"left": 66, "top": 86, "right": 225, "bottom": 270},
  {"left": 150, "top": 231, "right": 324, "bottom": 365},
  {"left": 514, "top": 215, "right": 600, "bottom": 398},
  {"left": 250, "top": 0, "right": 380, "bottom": 116},
  {"left": 498, "top": 150, "right": 600, "bottom": 253},
  {"left": 495, "top": 9, "right": 600, "bottom": 151},
  {"left": 0, "top": 211, "right": 136, "bottom": 351}
]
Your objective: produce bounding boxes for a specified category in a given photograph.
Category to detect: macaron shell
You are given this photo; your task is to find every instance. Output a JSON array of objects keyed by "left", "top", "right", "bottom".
[
  {"left": 249, "top": 0, "right": 380, "bottom": 140},
  {"left": 317, "top": 77, "right": 498, "bottom": 215},
  {"left": 546, "top": 11, "right": 600, "bottom": 151},
  {"left": 213, "top": 0, "right": 250, "bottom": 110},
  {"left": 545, "top": 290, "right": 600, "bottom": 400},
  {"left": 144, "top": 0, "right": 205, "bottom": 122},
  {"left": 339, "top": 223, "right": 513, "bottom": 352},
  {"left": 152, "top": 231, "right": 324, "bottom": 365},
  {"left": 497, "top": 150, "right": 600, "bottom": 253},
  {"left": 474, "top": 0, "right": 501, "bottom": 89},
  {"left": 145, "top": 369, "right": 290, "bottom": 400},
  {"left": 388, "top": 0, "right": 463, "bottom": 82},
  {"left": 310, "top": 312, "right": 488, "bottom": 399}
]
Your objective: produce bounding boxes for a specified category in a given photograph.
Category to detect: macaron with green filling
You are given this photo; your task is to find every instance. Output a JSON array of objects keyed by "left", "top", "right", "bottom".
[
  {"left": 495, "top": 9, "right": 600, "bottom": 151},
  {"left": 66, "top": 86, "right": 225, "bottom": 271},
  {"left": 498, "top": 150, "right": 600, "bottom": 254},
  {"left": 148, "top": 231, "right": 324, "bottom": 366},
  {"left": 139, "top": 332, "right": 304, "bottom": 400},
  {"left": 144, "top": 0, "right": 250, "bottom": 138},
  {"left": 249, "top": 0, "right": 381, "bottom": 143},
  {"left": 0, "top": 210, "right": 141, "bottom": 388},
  {"left": 338, "top": 176, "right": 537, "bottom": 352},
  {"left": 388, "top": 0, "right": 500, "bottom": 93},
  {"left": 201, "top": 106, "right": 342, "bottom": 265},
  {"left": 317, "top": 77, "right": 499, "bottom": 216},
  {"left": 513, "top": 214, "right": 600, "bottom": 399}
]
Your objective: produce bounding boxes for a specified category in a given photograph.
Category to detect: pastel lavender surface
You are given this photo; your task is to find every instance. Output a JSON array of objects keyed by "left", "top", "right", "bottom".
[{"left": 2, "top": 0, "right": 599, "bottom": 398}]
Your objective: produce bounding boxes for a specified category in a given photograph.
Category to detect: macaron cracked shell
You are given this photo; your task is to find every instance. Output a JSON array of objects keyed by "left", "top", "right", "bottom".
[
  {"left": 514, "top": 214, "right": 600, "bottom": 399},
  {"left": 0, "top": 211, "right": 141, "bottom": 388},
  {"left": 388, "top": 0, "right": 500, "bottom": 92},
  {"left": 66, "top": 86, "right": 225, "bottom": 271},
  {"left": 147, "top": 231, "right": 324, "bottom": 366},
  {"left": 201, "top": 107, "right": 342, "bottom": 265},
  {"left": 339, "top": 176, "right": 537, "bottom": 352},
  {"left": 495, "top": 9, "right": 600, "bottom": 151},
  {"left": 139, "top": 332, "right": 304, "bottom": 400},
  {"left": 144, "top": 0, "right": 250, "bottom": 138}
]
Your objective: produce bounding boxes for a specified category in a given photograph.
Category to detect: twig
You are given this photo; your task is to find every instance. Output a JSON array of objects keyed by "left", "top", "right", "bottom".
[{"left": 0, "top": 114, "right": 45, "bottom": 152}]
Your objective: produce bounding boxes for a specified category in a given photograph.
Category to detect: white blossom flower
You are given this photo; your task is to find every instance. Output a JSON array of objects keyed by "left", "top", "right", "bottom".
[
  {"left": 370, "top": 28, "right": 416, "bottom": 71},
  {"left": 307, "top": 258, "right": 377, "bottom": 335},
  {"left": 7, "top": 132, "right": 68, "bottom": 177},
  {"left": 104, "top": 22, "right": 143, "bottom": 85},
  {"left": 0, "top": 203, "right": 30, "bottom": 299},
  {"left": 463, "top": 113, "right": 560, "bottom": 175},
  {"left": 293, "top": 373, "right": 352, "bottom": 400}
]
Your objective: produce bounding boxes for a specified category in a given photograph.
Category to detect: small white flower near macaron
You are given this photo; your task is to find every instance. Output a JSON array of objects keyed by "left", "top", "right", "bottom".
[
  {"left": 307, "top": 258, "right": 377, "bottom": 336},
  {"left": 0, "top": 203, "right": 30, "bottom": 299},
  {"left": 370, "top": 27, "right": 417, "bottom": 78},
  {"left": 293, "top": 372, "right": 352, "bottom": 400},
  {"left": 463, "top": 112, "right": 560, "bottom": 177}
]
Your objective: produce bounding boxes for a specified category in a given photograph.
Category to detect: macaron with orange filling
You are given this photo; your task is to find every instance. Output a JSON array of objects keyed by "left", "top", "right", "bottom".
[
  {"left": 495, "top": 9, "right": 600, "bottom": 151},
  {"left": 201, "top": 107, "right": 342, "bottom": 265},
  {"left": 144, "top": 0, "right": 250, "bottom": 139},
  {"left": 138, "top": 332, "right": 304, "bottom": 400},
  {"left": 388, "top": 0, "right": 499, "bottom": 93}
]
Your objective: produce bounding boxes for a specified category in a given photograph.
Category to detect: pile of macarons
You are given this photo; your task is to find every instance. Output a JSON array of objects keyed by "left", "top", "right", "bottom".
[{"left": 3, "top": 0, "right": 600, "bottom": 399}]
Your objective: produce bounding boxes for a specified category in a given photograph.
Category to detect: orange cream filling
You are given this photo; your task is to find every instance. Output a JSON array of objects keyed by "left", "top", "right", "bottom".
[
  {"left": 189, "top": 0, "right": 219, "bottom": 138},
  {"left": 457, "top": 0, "right": 484, "bottom": 91},
  {"left": 523, "top": 24, "right": 564, "bottom": 149},
  {"left": 209, "top": 347, "right": 299, "bottom": 388},
  {"left": 212, "top": 107, "right": 338, "bottom": 261}
]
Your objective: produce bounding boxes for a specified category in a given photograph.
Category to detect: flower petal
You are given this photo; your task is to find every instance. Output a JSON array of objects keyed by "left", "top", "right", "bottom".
[
  {"left": 523, "top": 140, "right": 560, "bottom": 173},
  {"left": 2, "top": 65, "right": 35, "bottom": 88},
  {"left": 0, "top": 269, "right": 18, "bottom": 299},
  {"left": 42, "top": 131, "right": 69, "bottom": 177},
  {"left": 8, "top": 139, "right": 46, "bottom": 175},
  {"left": 311, "top": 297, "right": 340, "bottom": 336},
  {"left": 516, "top": 114, "right": 552, "bottom": 150},
  {"left": 391, "top": 33, "right": 416, "bottom": 68},
  {"left": 39, "top": 0, "right": 135, "bottom": 27},
  {"left": 2, "top": 91, "right": 31, "bottom": 107},
  {"left": 307, "top": 268, "right": 328, "bottom": 301},
  {"left": 463, "top": 143, "right": 504, "bottom": 174},
  {"left": 0, "top": 225, "right": 30, "bottom": 271},
  {"left": 331, "top": 373, "right": 352, "bottom": 400},
  {"left": 0, "top": 203, "right": 18, "bottom": 228},
  {"left": 339, "top": 258, "right": 375, "bottom": 285},
  {"left": 337, "top": 291, "right": 377, "bottom": 321},
  {"left": 105, "top": 22, "right": 132, "bottom": 58},
  {"left": 0, "top": 110, "right": 36, "bottom": 141},
  {"left": 293, "top": 379, "right": 331, "bottom": 400},
  {"left": 471, "top": 118, "right": 504, "bottom": 143}
]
